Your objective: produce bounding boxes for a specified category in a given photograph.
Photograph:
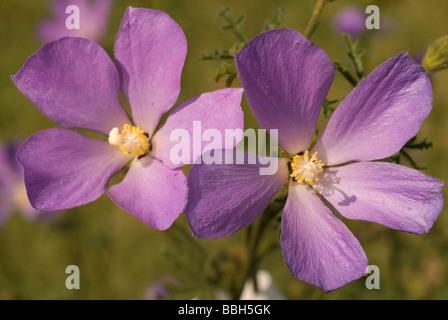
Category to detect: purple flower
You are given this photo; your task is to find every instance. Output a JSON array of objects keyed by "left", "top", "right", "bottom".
[
  {"left": 185, "top": 29, "right": 444, "bottom": 292},
  {"left": 36, "top": 0, "right": 113, "bottom": 43},
  {"left": 13, "top": 7, "right": 243, "bottom": 230},
  {"left": 0, "top": 142, "right": 17, "bottom": 227},
  {"left": 145, "top": 276, "right": 180, "bottom": 300},
  {"left": 0, "top": 141, "right": 58, "bottom": 226},
  {"left": 332, "top": 5, "right": 366, "bottom": 38}
]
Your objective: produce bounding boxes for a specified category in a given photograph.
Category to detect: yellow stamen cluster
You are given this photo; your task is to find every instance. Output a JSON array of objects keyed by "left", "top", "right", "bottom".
[
  {"left": 290, "top": 151, "right": 324, "bottom": 184},
  {"left": 108, "top": 124, "right": 150, "bottom": 157}
]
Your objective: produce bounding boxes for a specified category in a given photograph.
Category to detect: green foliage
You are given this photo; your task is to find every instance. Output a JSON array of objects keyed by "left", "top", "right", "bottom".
[
  {"left": 199, "top": 48, "right": 234, "bottom": 61},
  {"left": 342, "top": 33, "right": 365, "bottom": 80},
  {"left": 383, "top": 136, "right": 433, "bottom": 170},
  {"left": 215, "top": 62, "right": 238, "bottom": 88},
  {"left": 218, "top": 7, "right": 249, "bottom": 44},
  {"left": 263, "top": 8, "right": 286, "bottom": 31},
  {"left": 334, "top": 33, "right": 365, "bottom": 87},
  {"left": 322, "top": 99, "right": 339, "bottom": 118},
  {"left": 422, "top": 35, "right": 448, "bottom": 73},
  {"left": 200, "top": 7, "right": 286, "bottom": 88},
  {"left": 334, "top": 61, "right": 358, "bottom": 87}
]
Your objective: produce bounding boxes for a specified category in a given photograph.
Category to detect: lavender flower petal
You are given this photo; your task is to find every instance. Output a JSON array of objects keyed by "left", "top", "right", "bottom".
[
  {"left": 280, "top": 182, "right": 368, "bottom": 292},
  {"left": 312, "top": 52, "right": 433, "bottom": 165},
  {"left": 114, "top": 7, "right": 187, "bottom": 136},
  {"left": 151, "top": 88, "right": 244, "bottom": 169},
  {"left": 108, "top": 156, "right": 186, "bottom": 231},
  {"left": 185, "top": 150, "right": 290, "bottom": 239},
  {"left": 17, "top": 128, "right": 130, "bottom": 211},
  {"left": 235, "top": 29, "right": 334, "bottom": 155},
  {"left": 12, "top": 37, "right": 130, "bottom": 135},
  {"left": 315, "top": 162, "right": 444, "bottom": 234}
]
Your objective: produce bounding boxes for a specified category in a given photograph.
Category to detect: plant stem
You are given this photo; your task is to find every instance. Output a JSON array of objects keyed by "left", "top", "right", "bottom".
[
  {"left": 400, "top": 149, "right": 425, "bottom": 170},
  {"left": 342, "top": 33, "right": 365, "bottom": 80},
  {"left": 304, "top": 0, "right": 331, "bottom": 39},
  {"left": 233, "top": 200, "right": 284, "bottom": 299},
  {"left": 334, "top": 61, "right": 358, "bottom": 87}
]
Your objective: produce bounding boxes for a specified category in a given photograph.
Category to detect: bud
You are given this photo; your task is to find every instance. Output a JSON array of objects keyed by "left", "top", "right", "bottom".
[{"left": 421, "top": 35, "right": 448, "bottom": 73}]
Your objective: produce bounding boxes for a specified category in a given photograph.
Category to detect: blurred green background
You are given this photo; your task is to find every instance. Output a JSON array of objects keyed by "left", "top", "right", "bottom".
[{"left": 1, "top": 0, "right": 448, "bottom": 299}]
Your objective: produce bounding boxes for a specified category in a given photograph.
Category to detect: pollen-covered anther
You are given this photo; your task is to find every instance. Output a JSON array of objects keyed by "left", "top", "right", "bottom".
[
  {"left": 290, "top": 151, "right": 324, "bottom": 184},
  {"left": 108, "top": 124, "right": 150, "bottom": 157}
]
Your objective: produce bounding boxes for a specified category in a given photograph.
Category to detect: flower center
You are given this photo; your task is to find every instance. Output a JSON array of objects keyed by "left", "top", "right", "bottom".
[
  {"left": 108, "top": 124, "right": 150, "bottom": 157},
  {"left": 290, "top": 151, "right": 324, "bottom": 184}
]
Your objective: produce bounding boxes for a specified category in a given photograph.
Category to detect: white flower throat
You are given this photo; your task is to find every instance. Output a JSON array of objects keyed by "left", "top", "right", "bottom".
[
  {"left": 108, "top": 124, "right": 150, "bottom": 157},
  {"left": 290, "top": 150, "right": 324, "bottom": 184}
]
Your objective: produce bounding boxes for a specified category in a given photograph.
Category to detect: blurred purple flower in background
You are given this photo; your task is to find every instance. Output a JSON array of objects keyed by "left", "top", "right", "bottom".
[
  {"left": 145, "top": 276, "right": 180, "bottom": 300},
  {"left": 185, "top": 29, "right": 444, "bottom": 292},
  {"left": 13, "top": 7, "right": 243, "bottom": 231},
  {"left": 332, "top": 5, "right": 366, "bottom": 38},
  {"left": 0, "top": 141, "right": 58, "bottom": 227},
  {"left": 332, "top": 5, "right": 398, "bottom": 39},
  {"left": 36, "top": 0, "right": 114, "bottom": 43}
]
